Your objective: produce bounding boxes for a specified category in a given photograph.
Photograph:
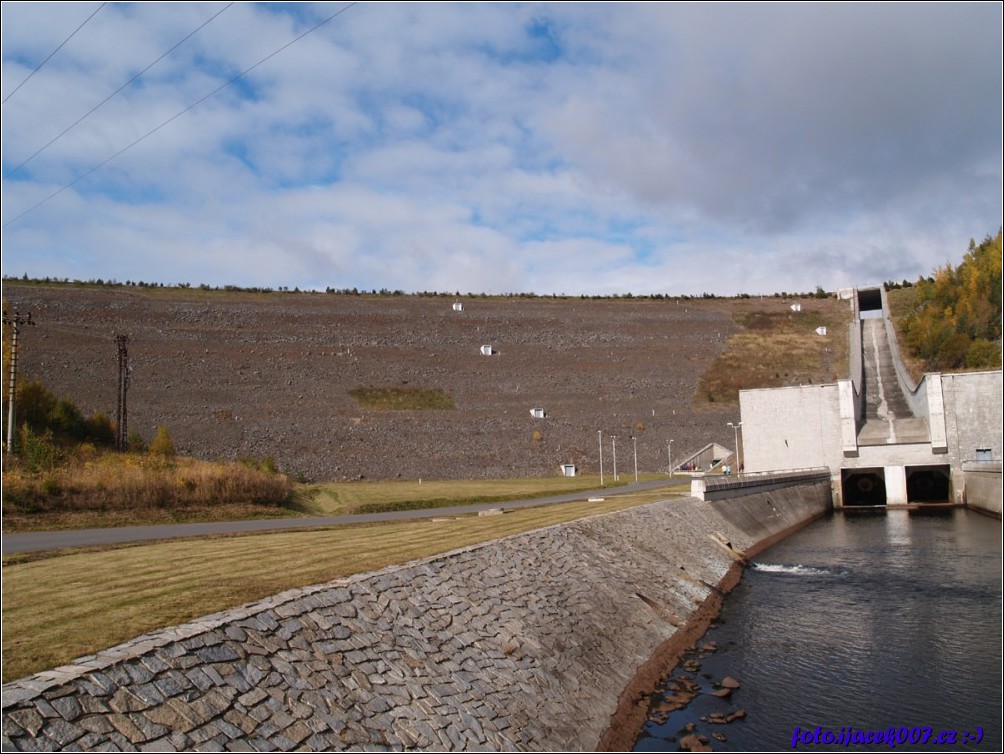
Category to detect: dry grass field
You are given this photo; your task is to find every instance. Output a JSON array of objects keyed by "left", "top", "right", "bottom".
[
  {"left": 2, "top": 452, "right": 296, "bottom": 531},
  {"left": 697, "top": 297, "right": 851, "bottom": 404}
]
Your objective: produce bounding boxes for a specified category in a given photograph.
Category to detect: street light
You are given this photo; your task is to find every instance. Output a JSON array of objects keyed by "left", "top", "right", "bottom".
[
  {"left": 611, "top": 435, "right": 618, "bottom": 481},
  {"left": 728, "top": 421, "right": 742, "bottom": 472},
  {"left": 632, "top": 436, "right": 638, "bottom": 482},
  {"left": 667, "top": 439, "right": 674, "bottom": 476},
  {"left": 598, "top": 430, "right": 604, "bottom": 486}
]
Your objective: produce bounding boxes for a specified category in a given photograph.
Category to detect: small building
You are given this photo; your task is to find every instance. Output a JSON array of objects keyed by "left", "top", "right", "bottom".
[
  {"left": 790, "top": 303, "right": 802, "bottom": 312},
  {"left": 530, "top": 408, "right": 546, "bottom": 419},
  {"left": 675, "top": 443, "right": 734, "bottom": 473},
  {"left": 480, "top": 345, "right": 493, "bottom": 356},
  {"left": 560, "top": 463, "right": 577, "bottom": 477},
  {"left": 815, "top": 326, "right": 827, "bottom": 336},
  {"left": 452, "top": 302, "right": 464, "bottom": 312}
]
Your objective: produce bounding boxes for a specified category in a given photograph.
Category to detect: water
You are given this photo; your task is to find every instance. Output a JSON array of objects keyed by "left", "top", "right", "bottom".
[{"left": 633, "top": 508, "right": 1002, "bottom": 752}]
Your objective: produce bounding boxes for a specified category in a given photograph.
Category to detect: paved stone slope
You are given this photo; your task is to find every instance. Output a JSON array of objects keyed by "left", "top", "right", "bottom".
[{"left": 2, "top": 486, "right": 830, "bottom": 752}]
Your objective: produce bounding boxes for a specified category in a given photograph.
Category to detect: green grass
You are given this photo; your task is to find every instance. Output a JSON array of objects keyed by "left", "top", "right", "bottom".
[
  {"left": 1, "top": 482, "right": 687, "bottom": 682},
  {"left": 297, "top": 474, "right": 635, "bottom": 515},
  {"left": 348, "top": 386, "right": 454, "bottom": 410}
]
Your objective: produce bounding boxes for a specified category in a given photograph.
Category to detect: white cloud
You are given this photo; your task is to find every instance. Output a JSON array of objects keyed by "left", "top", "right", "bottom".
[{"left": 1, "top": 2, "right": 1000, "bottom": 295}]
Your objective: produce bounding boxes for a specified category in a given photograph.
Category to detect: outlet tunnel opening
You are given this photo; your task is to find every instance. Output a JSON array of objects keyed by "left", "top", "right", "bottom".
[
  {"left": 906, "top": 465, "right": 951, "bottom": 503},
  {"left": 858, "top": 287, "right": 883, "bottom": 314},
  {"left": 842, "top": 468, "right": 887, "bottom": 506}
]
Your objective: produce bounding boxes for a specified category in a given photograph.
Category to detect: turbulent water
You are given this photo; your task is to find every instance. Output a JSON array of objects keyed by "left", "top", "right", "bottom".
[{"left": 634, "top": 508, "right": 1003, "bottom": 752}]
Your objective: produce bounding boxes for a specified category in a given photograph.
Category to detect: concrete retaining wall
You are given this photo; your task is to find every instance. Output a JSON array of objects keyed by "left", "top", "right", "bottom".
[
  {"left": 691, "top": 469, "right": 831, "bottom": 501},
  {"left": 2, "top": 484, "right": 831, "bottom": 752},
  {"left": 963, "top": 461, "right": 1003, "bottom": 518},
  {"left": 739, "top": 384, "right": 845, "bottom": 473}
]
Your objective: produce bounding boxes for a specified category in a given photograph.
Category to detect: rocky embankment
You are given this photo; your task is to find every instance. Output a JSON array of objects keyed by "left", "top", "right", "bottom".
[{"left": 4, "top": 285, "right": 741, "bottom": 481}]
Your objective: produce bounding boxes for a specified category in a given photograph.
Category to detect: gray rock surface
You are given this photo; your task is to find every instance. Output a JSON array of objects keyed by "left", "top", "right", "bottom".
[{"left": 4, "top": 285, "right": 739, "bottom": 481}]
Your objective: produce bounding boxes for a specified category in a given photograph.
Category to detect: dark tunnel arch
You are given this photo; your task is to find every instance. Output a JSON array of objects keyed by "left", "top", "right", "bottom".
[
  {"left": 906, "top": 466, "right": 951, "bottom": 503},
  {"left": 858, "top": 288, "right": 883, "bottom": 313},
  {"left": 841, "top": 469, "right": 887, "bottom": 506}
]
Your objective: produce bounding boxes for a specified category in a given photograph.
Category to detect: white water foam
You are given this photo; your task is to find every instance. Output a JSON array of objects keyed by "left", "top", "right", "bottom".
[{"left": 752, "top": 563, "right": 831, "bottom": 576}]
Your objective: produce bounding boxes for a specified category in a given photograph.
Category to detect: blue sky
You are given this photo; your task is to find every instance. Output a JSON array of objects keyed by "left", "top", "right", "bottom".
[{"left": 1, "top": 2, "right": 1001, "bottom": 296}]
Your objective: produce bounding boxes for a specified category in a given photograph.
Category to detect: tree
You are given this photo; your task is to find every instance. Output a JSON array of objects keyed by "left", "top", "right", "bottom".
[{"left": 900, "top": 230, "right": 1002, "bottom": 371}]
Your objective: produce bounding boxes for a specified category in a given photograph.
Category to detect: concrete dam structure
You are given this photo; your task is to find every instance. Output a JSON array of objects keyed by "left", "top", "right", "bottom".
[
  {"left": 740, "top": 286, "right": 1002, "bottom": 513},
  {"left": 1, "top": 479, "right": 831, "bottom": 752}
]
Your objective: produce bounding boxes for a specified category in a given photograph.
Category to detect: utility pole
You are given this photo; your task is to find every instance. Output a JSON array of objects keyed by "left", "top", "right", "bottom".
[
  {"left": 3, "top": 308, "right": 35, "bottom": 459},
  {"left": 667, "top": 439, "right": 674, "bottom": 476},
  {"left": 116, "top": 334, "right": 129, "bottom": 451}
]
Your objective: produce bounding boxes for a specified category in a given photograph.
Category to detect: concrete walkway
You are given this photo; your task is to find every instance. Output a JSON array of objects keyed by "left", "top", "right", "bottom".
[{"left": 2, "top": 479, "right": 682, "bottom": 555}]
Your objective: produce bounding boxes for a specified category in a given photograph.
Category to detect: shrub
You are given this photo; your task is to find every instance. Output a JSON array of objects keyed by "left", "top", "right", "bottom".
[
  {"left": 16, "top": 379, "right": 56, "bottom": 432},
  {"left": 967, "top": 339, "right": 1001, "bottom": 369},
  {"left": 19, "top": 425, "right": 60, "bottom": 472},
  {"left": 148, "top": 426, "right": 176, "bottom": 458},
  {"left": 49, "top": 398, "right": 85, "bottom": 439},
  {"left": 42, "top": 476, "right": 62, "bottom": 496},
  {"left": 85, "top": 411, "right": 116, "bottom": 446}
]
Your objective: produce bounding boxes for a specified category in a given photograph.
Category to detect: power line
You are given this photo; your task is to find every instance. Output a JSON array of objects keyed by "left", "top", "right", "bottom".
[
  {"left": 2, "top": 1, "right": 358, "bottom": 229},
  {"left": 3, "top": 2, "right": 236, "bottom": 181},
  {"left": 1, "top": 3, "right": 107, "bottom": 105}
]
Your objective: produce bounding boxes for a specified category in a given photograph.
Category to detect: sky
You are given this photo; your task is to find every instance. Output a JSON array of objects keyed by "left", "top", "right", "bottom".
[{"left": 1, "top": 2, "right": 1001, "bottom": 297}]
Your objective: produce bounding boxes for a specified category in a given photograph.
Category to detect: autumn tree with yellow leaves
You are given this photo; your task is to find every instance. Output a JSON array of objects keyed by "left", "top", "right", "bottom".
[{"left": 899, "top": 230, "right": 1002, "bottom": 371}]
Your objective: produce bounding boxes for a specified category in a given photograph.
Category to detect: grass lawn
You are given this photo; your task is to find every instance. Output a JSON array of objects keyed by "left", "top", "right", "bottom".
[
  {"left": 2, "top": 480, "right": 687, "bottom": 682},
  {"left": 296, "top": 473, "right": 639, "bottom": 515}
]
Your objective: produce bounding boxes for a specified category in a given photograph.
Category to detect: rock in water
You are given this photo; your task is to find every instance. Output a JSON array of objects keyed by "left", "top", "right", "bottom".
[
  {"left": 726, "top": 708, "right": 747, "bottom": 723},
  {"left": 680, "top": 734, "right": 713, "bottom": 752}
]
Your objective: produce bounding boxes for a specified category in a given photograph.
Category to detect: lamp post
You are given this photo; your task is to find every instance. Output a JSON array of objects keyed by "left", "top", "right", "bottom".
[
  {"left": 598, "top": 430, "right": 604, "bottom": 486},
  {"left": 611, "top": 435, "right": 618, "bottom": 481},
  {"left": 667, "top": 439, "right": 674, "bottom": 476},
  {"left": 632, "top": 436, "right": 638, "bottom": 482},
  {"left": 728, "top": 421, "right": 742, "bottom": 472}
]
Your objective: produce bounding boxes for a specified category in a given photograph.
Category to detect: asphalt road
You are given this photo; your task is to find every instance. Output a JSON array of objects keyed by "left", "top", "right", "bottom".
[{"left": 2, "top": 479, "right": 684, "bottom": 555}]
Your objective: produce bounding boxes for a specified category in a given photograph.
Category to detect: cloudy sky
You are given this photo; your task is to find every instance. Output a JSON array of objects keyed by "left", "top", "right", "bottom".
[{"left": 1, "top": 2, "right": 1000, "bottom": 296}]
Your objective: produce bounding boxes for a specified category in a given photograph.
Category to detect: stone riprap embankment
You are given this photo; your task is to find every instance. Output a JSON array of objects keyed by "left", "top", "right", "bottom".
[
  {"left": 4, "top": 284, "right": 745, "bottom": 482},
  {"left": 2, "top": 484, "right": 831, "bottom": 752}
]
